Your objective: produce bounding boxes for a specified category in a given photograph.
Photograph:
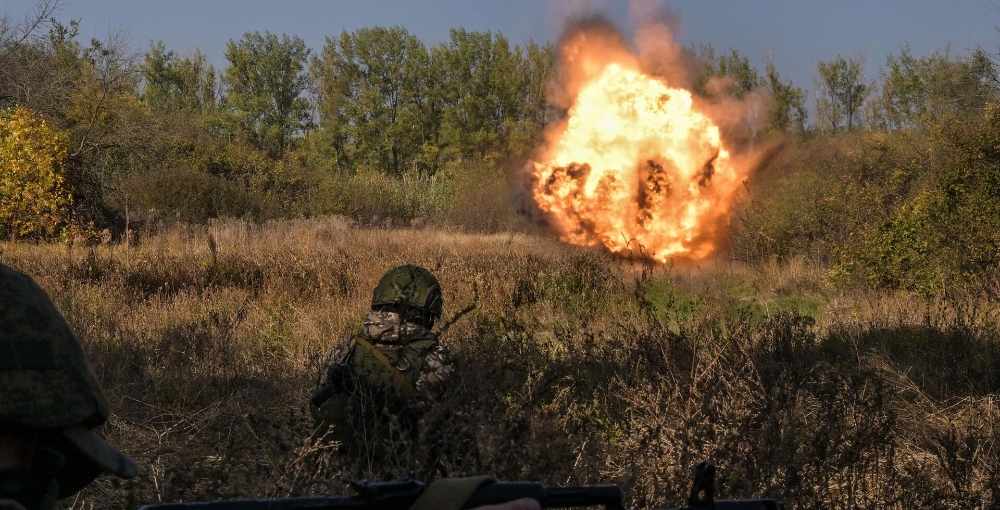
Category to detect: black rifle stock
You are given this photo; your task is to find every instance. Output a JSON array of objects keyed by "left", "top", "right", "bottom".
[{"left": 138, "top": 462, "right": 783, "bottom": 510}]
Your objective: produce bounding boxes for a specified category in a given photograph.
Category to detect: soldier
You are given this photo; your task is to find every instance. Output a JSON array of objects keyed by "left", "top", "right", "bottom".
[
  {"left": 0, "top": 262, "right": 538, "bottom": 510},
  {"left": 311, "top": 264, "right": 453, "bottom": 448},
  {"left": 0, "top": 263, "right": 138, "bottom": 510}
]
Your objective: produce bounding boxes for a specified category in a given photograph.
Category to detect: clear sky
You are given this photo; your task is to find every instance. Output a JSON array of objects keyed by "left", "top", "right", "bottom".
[{"left": 6, "top": 0, "right": 1000, "bottom": 102}]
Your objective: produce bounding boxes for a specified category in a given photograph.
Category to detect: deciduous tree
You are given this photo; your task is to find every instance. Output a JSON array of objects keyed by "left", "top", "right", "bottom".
[
  {"left": 141, "top": 41, "right": 217, "bottom": 113},
  {"left": 866, "top": 46, "right": 998, "bottom": 131},
  {"left": 312, "top": 26, "right": 430, "bottom": 175},
  {"left": 0, "top": 106, "right": 72, "bottom": 239},
  {"left": 764, "top": 54, "right": 808, "bottom": 134},
  {"left": 0, "top": 0, "right": 62, "bottom": 69},
  {"left": 509, "top": 40, "right": 555, "bottom": 157},
  {"left": 222, "top": 31, "right": 310, "bottom": 158},
  {"left": 695, "top": 44, "right": 764, "bottom": 99},
  {"left": 816, "top": 55, "right": 870, "bottom": 132},
  {"left": 438, "top": 29, "right": 526, "bottom": 164}
]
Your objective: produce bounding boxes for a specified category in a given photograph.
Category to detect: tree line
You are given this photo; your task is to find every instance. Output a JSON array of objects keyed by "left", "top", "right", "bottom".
[
  {"left": 0, "top": 3, "right": 562, "bottom": 232},
  {"left": 139, "top": 26, "right": 555, "bottom": 169},
  {"left": 1, "top": 1, "right": 999, "bottom": 277}
]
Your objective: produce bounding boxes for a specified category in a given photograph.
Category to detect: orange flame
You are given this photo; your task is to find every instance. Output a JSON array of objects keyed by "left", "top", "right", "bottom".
[{"left": 532, "top": 41, "right": 747, "bottom": 262}]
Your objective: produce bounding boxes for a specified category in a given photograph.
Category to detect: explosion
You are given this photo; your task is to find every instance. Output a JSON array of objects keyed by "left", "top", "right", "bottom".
[{"left": 531, "top": 22, "right": 751, "bottom": 262}]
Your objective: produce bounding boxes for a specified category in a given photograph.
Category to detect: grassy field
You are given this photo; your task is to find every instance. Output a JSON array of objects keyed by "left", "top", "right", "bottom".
[{"left": 4, "top": 218, "right": 1000, "bottom": 509}]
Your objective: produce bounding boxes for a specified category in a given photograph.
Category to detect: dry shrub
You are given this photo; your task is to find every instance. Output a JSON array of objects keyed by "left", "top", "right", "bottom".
[{"left": 1, "top": 219, "right": 998, "bottom": 509}]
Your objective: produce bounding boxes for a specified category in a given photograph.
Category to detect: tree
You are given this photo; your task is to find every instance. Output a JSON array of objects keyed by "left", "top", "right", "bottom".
[
  {"left": 695, "top": 44, "right": 764, "bottom": 99},
  {"left": 310, "top": 27, "right": 552, "bottom": 174},
  {"left": 509, "top": 40, "right": 555, "bottom": 156},
  {"left": 222, "top": 31, "right": 310, "bottom": 158},
  {"left": 922, "top": 49, "right": 997, "bottom": 122},
  {"left": 816, "top": 55, "right": 871, "bottom": 132},
  {"left": 66, "top": 29, "right": 142, "bottom": 160},
  {"left": 0, "top": 106, "right": 72, "bottom": 239},
  {"left": 866, "top": 45, "right": 999, "bottom": 132},
  {"left": 438, "top": 29, "right": 525, "bottom": 164},
  {"left": 0, "top": 16, "right": 82, "bottom": 117},
  {"left": 141, "top": 41, "right": 217, "bottom": 113},
  {"left": 1, "top": 9, "right": 153, "bottom": 229},
  {"left": 58, "top": 28, "right": 154, "bottom": 228},
  {"left": 0, "top": 0, "right": 62, "bottom": 69},
  {"left": 867, "top": 44, "right": 924, "bottom": 131},
  {"left": 312, "top": 26, "right": 431, "bottom": 175},
  {"left": 764, "top": 53, "right": 808, "bottom": 134}
]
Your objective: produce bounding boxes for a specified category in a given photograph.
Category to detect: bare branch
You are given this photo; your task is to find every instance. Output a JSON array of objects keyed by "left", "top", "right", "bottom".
[
  {"left": 0, "top": 0, "right": 64, "bottom": 67},
  {"left": 72, "top": 25, "right": 140, "bottom": 159}
]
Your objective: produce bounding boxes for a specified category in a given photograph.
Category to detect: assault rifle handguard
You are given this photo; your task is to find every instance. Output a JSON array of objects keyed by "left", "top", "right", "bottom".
[{"left": 138, "top": 462, "right": 783, "bottom": 510}]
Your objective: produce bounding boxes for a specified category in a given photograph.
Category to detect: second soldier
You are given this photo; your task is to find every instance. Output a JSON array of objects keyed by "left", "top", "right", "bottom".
[{"left": 311, "top": 264, "right": 453, "bottom": 460}]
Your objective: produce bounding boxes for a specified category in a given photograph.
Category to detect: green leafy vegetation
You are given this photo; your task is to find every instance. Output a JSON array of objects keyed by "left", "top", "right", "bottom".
[
  {"left": 222, "top": 31, "right": 311, "bottom": 159},
  {"left": 5, "top": 7, "right": 994, "bottom": 298},
  {"left": 4, "top": 3, "right": 1000, "bottom": 508},
  {"left": 815, "top": 54, "right": 871, "bottom": 132}
]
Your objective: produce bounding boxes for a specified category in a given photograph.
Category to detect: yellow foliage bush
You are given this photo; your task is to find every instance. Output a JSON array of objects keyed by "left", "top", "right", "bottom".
[{"left": 0, "top": 106, "right": 73, "bottom": 239}]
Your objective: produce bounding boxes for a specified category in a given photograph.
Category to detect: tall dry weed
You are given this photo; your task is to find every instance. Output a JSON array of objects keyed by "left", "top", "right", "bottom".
[{"left": 2, "top": 218, "right": 998, "bottom": 509}]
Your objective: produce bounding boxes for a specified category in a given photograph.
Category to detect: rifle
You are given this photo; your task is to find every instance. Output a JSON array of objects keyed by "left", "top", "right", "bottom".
[{"left": 138, "top": 462, "right": 783, "bottom": 510}]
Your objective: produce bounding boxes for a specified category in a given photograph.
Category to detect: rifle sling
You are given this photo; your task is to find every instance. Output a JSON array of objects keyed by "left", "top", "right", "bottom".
[{"left": 353, "top": 336, "right": 419, "bottom": 398}]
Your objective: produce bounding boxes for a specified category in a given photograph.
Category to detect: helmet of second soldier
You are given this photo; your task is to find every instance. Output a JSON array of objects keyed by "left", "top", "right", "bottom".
[{"left": 371, "top": 265, "right": 443, "bottom": 325}]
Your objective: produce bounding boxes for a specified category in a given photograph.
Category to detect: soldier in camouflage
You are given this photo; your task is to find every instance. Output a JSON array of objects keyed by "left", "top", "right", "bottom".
[
  {"left": 323, "top": 308, "right": 453, "bottom": 397},
  {"left": 0, "top": 262, "right": 537, "bottom": 510},
  {"left": 0, "top": 263, "right": 138, "bottom": 510},
  {"left": 312, "top": 265, "right": 453, "bottom": 446}
]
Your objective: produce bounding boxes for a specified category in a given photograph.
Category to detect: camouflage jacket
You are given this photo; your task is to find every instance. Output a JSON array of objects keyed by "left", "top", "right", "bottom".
[{"left": 323, "top": 310, "right": 453, "bottom": 398}]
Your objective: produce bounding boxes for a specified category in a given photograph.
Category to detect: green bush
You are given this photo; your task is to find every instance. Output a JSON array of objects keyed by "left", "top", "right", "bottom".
[
  {"left": 731, "top": 131, "right": 926, "bottom": 265},
  {"left": 317, "top": 170, "right": 454, "bottom": 225},
  {"left": 836, "top": 189, "right": 947, "bottom": 292},
  {"left": 125, "top": 166, "right": 258, "bottom": 223},
  {"left": 832, "top": 105, "right": 1000, "bottom": 293},
  {"left": 735, "top": 108, "right": 1000, "bottom": 294},
  {"left": 123, "top": 140, "right": 323, "bottom": 224}
]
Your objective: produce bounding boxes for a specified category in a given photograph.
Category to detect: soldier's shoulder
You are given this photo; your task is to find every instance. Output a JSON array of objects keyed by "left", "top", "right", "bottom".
[
  {"left": 325, "top": 336, "right": 358, "bottom": 364},
  {"left": 423, "top": 343, "right": 452, "bottom": 365}
]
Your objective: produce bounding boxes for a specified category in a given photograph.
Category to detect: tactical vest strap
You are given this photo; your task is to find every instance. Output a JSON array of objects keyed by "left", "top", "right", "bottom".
[{"left": 352, "top": 336, "right": 419, "bottom": 398}]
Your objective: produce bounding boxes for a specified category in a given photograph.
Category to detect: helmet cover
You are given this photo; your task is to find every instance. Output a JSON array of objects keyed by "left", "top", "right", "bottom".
[{"left": 371, "top": 265, "right": 442, "bottom": 319}]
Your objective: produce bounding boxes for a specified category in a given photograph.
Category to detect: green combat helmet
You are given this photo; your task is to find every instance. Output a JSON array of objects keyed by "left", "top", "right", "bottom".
[
  {"left": 371, "top": 265, "right": 443, "bottom": 327},
  {"left": 0, "top": 263, "right": 138, "bottom": 509}
]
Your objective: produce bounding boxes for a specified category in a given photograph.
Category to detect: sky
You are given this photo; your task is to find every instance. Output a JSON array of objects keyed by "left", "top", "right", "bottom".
[{"left": 6, "top": 0, "right": 1000, "bottom": 101}]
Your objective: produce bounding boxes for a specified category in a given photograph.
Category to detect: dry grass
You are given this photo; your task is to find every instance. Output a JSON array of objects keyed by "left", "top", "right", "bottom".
[{"left": 3, "top": 218, "right": 999, "bottom": 509}]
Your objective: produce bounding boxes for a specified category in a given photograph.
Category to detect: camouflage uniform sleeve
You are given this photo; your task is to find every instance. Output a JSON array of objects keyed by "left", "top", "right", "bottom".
[
  {"left": 416, "top": 344, "right": 453, "bottom": 398},
  {"left": 0, "top": 499, "right": 29, "bottom": 510},
  {"left": 319, "top": 337, "right": 355, "bottom": 387}
]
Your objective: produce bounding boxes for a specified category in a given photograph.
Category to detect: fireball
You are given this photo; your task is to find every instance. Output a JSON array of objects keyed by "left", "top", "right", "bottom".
[{"left": 532, "top": 59, "right": 745, "bottom": 262}]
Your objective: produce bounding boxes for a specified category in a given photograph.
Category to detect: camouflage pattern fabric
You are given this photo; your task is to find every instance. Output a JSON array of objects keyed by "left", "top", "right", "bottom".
[
  {"left": 417, "top": 345, "right": 450, "bottom": 392},
  {"left": 0, "top": 264, "right": 109, "bottom": 430},
  {"left": 362, "top": 309, "right": 437, "bottom": 345},
  {"left": 370, "top": 265, "right": 442, "bottom": 319},
  {"left": 323, "top": 310, "right": 453, "bottom": 397},
  {"left": 0, "top": 263, "right": 137, "bottom": 504}
]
